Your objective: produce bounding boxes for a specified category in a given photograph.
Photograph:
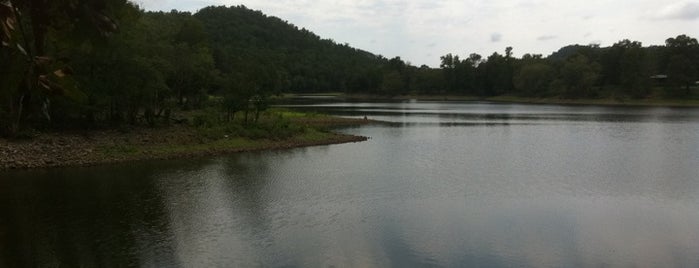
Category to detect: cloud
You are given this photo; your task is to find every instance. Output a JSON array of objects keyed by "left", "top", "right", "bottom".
[
  {"left": 537, "top": 35, "right": 557, "bottom": 41},
  {"left": 516, "top": 0, "right": 547, "bottom": 9},
  {"left": 652, "top": 1, "right": 699, "bottom": 20},
  {"left": 417, "top": 1, "right": 442, "bottom": 10},
  {"left": 490, "top": 33, "right": 502, "bottom": 43}
]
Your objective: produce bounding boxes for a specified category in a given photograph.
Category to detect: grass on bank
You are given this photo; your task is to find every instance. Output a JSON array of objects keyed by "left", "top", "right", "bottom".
[{"left": 95, "top": 108, "right": 363, "bottom": 160}]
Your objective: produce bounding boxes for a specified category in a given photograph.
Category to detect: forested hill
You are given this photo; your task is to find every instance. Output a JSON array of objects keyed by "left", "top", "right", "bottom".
[{"left": 192, "top": 6, "right": 384, "bottom": 93}]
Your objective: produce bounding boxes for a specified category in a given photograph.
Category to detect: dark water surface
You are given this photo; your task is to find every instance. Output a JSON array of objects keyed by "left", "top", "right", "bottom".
[{"left": 2, "top": 101, "right": 699, "bottom": 267}]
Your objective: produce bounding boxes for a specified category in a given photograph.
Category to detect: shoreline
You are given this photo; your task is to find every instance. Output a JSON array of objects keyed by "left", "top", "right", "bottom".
[
  {"left": 1, "top": 120, "right": 372, "bottom": 171},
  {"left": 484, "top": 95, "right": 699, "bottom": 108},
  {"left": 291, "top": 93, "right": 699, "bottom": 108}
]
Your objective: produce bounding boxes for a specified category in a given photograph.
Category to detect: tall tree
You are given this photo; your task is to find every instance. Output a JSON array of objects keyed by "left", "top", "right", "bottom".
[
  {"left": 613, "top": 40, "right": 650, "bottom": 98},
  {"left": 514, "top": 63, "right": 554, "bottom": 97},
  {"left": 664, "top": 35, "right": 699, "bottom": 96},
  {"left": 0, "top": 0, "right": 124, "bottom": 134},
  {"left": 554, "top": 54, "right": 601, "bottom": 98}
]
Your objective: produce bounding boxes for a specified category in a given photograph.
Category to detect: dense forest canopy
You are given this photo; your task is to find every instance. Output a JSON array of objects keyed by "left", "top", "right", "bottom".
[{"left": 1, "top": 1, "right": 698, "bottom": 135}]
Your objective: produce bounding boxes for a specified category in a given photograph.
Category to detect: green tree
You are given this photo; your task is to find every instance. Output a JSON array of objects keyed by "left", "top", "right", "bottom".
[
  {"left": 439, "top": 53, "right": 480, "bottom": 95},
  {"left": 479, "top": 50, "right": 513, "bottom": 96},
  {"left": 412, "top": 65, "right": 445, "bottom": 94},
  {"left": 663, "top": 35, "right": 699, "bottom": 96},
  {"left": 601, "top": 40, "right": 650, "bottom": 98},
  {"left": 67, "top": 4, "right": 170, "bottom": 125},
  {"left": 380, "top": 71, "right": 405, "bottom": 95},
  {"left": 164, "top": 12, "right": 214, "bottom": 109},
  {"left": 0, "top": 0, "right": 124, "bottom": 134},
  {"left": 554, "top": 54, "right": 601, "bottom": 98},
  {"left": 514, "top": 63, "right": 554, "bottom": 96}
]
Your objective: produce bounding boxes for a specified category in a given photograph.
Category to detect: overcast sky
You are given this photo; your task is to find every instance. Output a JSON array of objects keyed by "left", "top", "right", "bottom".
[{"left": 136, "top": 0, "right": 699, "bottom": 67}]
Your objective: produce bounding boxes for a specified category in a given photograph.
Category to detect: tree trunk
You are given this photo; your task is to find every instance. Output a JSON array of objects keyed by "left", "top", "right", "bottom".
[
  {"left": 11, "top": 95, "right": 25, "bottom": 136},
  {"left": 145, "top": 107, "right": 155, "bottom": 127},
  {"left": 163, "top": 109, "right": 171, "bottom": 125}
]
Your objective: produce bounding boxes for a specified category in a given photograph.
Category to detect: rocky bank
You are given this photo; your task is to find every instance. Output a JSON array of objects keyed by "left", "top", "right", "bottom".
[{"left": 0, "top": 125, "right": 368, "bottom": 170}]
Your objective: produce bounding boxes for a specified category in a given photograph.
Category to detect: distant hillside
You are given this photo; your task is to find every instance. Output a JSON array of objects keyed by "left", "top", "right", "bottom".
[
  {"left": 194, "top": 5, "right": 385, "bottom": 93},
  {"left": 547, "top": 45, "right": 591, "bottom": 61}
]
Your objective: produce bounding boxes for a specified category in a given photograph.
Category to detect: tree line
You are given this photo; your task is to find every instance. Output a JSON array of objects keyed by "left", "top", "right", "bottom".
[
  {"left": 405, "top": 36, "right": 698, "bottom": 99},
  {"left": 1, "top": 1, "right": 698, "bottom": 136}
]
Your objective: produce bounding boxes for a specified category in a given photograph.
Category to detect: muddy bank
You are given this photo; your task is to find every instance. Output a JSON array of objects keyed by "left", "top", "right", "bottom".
[{"left": 0, "top": 126, "right": 368, "bottom": 171}]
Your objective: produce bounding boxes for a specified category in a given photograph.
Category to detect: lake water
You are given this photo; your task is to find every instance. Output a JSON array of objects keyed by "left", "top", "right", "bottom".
[{"left": 2, "top": 101, "right": 699, "bottom": 267}]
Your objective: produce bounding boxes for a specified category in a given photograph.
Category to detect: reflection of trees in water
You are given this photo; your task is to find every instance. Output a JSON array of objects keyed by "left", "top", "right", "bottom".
[
  {"left": 220, "top": 153, "right": 273, "bottom": 229},
  {"left": 0, "top": 163, "right": 181, "bottom": 267},
  {"left": 147, "top": 153, "right": 280, "bottom": 266},
  {"left": 219, "top": 152, "right": 281, "bottom": 263}
]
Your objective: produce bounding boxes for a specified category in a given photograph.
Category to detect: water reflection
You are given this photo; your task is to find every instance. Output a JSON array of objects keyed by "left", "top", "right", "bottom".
[
  {"left": 0, "top": 163, "right": 179, "bottom": 267},
  {"left": 2, "top": 101, "right": 699, "bottom": 267},
  {"left": 154, "top": 159, "right": 268, "bottom": 266},
  {"left": 281, "top": 101, "right": 699, "bottom": 124}
]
